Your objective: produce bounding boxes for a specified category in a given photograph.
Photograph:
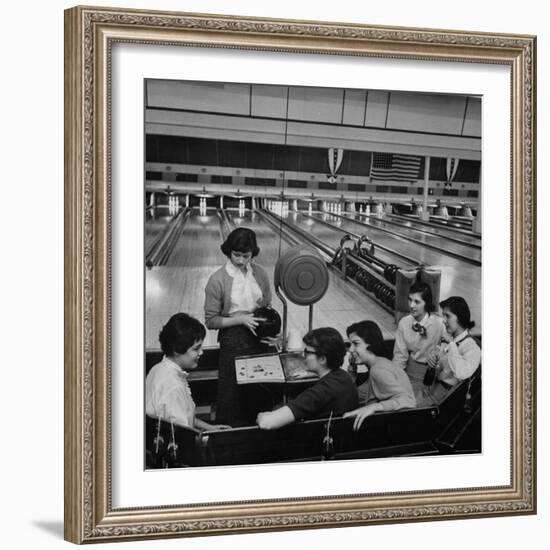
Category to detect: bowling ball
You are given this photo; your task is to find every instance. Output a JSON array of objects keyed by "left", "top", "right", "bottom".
[
  {"left": 346, "top": 263, "right": 358, "bottom": 278},
  {"left": 364, "top": 274, "right": 374, "bottom": 292},
  {"left": 253, "top": 307, "right": 282, "bottom": 339}
]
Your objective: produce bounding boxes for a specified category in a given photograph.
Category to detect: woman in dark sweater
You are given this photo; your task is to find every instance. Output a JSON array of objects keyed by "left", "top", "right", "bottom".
[{"left": 256, "top": 327, "right": 358, "bottom": 430}]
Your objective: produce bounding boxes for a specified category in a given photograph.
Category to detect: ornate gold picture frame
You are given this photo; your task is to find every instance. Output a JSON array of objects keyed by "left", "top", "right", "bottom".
[{"left": 64, "top": 5, "right": 536, "bottom": 544}]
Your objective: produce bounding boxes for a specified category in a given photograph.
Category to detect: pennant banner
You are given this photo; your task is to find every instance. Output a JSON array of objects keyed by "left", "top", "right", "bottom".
[
  {"left": 328, "top": 148, "right": 344, "bottom": 176},
  {"left": 446, "top": 157, "right": 460, "bottom": 182}
]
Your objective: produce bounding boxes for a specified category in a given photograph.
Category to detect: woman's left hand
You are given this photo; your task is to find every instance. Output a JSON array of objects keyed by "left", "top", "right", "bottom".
[
  {"left": 260, "top": 334, "right": 283, "bottom": 350},
  {"left": 343, "top": 403, "right": 382, "bottom": 431}
]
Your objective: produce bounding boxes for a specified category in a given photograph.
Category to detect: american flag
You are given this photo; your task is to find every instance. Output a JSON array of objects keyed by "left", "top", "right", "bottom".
[{"left": 370, "top": 152, "right": 422, "bottom": 182}]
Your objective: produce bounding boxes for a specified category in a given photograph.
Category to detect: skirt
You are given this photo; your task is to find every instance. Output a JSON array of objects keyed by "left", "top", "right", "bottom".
[
  {"left": 406, "top": 356, "right": 452, "bottom": 406},
  {"left": 216, "top": 325, "right": 275, "bottom": 427},
  {"left": 405, "top": 356, "right": 430, "bottom": 394}
]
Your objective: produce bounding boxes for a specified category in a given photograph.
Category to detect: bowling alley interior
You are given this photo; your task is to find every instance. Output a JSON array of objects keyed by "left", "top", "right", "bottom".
[{"left": 144, "top": 79, "right": 483, "bottom": 467}]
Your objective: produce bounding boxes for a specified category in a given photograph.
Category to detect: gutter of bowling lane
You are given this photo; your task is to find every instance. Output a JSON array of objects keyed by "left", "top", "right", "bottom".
[
  {"left": 311, "top": 211, "right": 481, "bottom": 267},
  {"left": 258, "top": 208, "right": 335, "bottom": 262},
  {"left": 253, "top": 208, "right": 307, "bottom": 249},
  {"left": 297, "top": 211, "right": 420, "bottom": 267},
  {"left": 354, "top": 212, "right": 482, "bottom": 250}
]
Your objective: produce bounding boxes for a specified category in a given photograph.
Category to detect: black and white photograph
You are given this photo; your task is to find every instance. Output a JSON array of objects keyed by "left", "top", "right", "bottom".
[{"left": 144, "top": 79, "right": 482, "bottom": 468}]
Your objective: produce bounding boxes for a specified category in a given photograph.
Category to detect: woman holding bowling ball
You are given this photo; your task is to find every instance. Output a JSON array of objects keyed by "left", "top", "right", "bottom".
[{"left": 204, "top": 227, "right": 279, "bottom": 426}]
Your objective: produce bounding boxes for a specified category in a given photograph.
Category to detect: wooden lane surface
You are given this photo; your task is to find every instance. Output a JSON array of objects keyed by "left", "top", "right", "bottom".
[
  {"left": 343, "top": 212, "right": 482, "bottom": 263},
  {"left": 165, "top": 209, "right": 222, "bottom": 268},
  {"left": 145, "top": 208, "right": 398, "bottom": 349},
  {"left": 289, "top": 211, "right": 481, "bottom": 327},
  {"left": 276, "top": 210, "right": 417, "bottom": 267},
  {"left": 397, "top": 213, "right": 476, "bottom": 234},
  {"left": 284, "top": 210, "right": 418, "bottom": 266},
  {"left": 381, "top": 213, "right": 481, "bottom": 245},
  {"left": 144, "top": 212, "right": 172, "bottom": 254}
]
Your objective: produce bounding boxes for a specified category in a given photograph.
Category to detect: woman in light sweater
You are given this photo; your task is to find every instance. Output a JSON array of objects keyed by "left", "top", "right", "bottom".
[
  {"left": 343, "top": 320, "right": 416, "bottom": 430},
  {"left": 393, "top": 282, "right": 445, "bottom": 393},
  {"left": 204, "top": 227, "right": 274, "bottom": 427}
]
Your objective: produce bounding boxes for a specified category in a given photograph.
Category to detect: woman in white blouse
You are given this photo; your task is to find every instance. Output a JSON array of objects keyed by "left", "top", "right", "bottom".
[
  {"left": 417, "top": 296, "right": 481, "bottom": 406},
  {"left": 393, "top": 282, "right": 446, "bottom": 393},
  {"left": 204, "top": 227, "right": 274, "bottom": 426}
]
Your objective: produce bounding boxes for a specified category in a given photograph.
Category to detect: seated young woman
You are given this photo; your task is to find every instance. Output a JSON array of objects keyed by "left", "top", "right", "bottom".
[
  {"left": 256, "top": 327, "right": 358, "bottom": 430},
  {"left": 343, "top": 320, "right": 417, "bottom": 430},
  {"left": 145, "top": 313, "right": 230, "bottom": 431},
  {"left": 417, "top": 296, "right": 481, "bottom": 406},
  {"left": 392, "top": 282, "right": 446, "bottom": 393}
]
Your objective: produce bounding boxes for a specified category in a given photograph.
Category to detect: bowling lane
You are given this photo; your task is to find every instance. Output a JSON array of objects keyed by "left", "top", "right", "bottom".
[
  {"left": 225, "top": 209, "right": 295, "bottom": 264},
  {"left": 367, "top": 213, "right": 481, "bottom": 246},
  {"left": 147, "top": 209, "right": 226, "bottom": 348},
  {"left": 165, "top": 208, "right": 223, "bottom": 268},
  {"left": 145, "top": 210, "right": 173, "bottom": 254},
  {"left": 280, "top": 211, "right": 417, "bottom": 267},
  {"left": 344, "top": 213, "right": 481, "bottom": 263},
  {"left": 306, "top": 211, "right": 477, "bottom": 267},
  {"left": 398, "top": 212, "right": 475, "bottom": 234},
  {"left": 287, "top": 210, "right": 481, "bottom": 325},
  {"left": 271, "top": 210, "right": 416, "bottom": 267}
]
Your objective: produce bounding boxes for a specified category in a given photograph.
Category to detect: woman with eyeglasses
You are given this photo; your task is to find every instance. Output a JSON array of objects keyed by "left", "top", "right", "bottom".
[
  {"left": 393, "top": 282, "right": 445, "bottom": 393},
  {"left": 256, "top": 327, "right": 358, "bottom": 430}
]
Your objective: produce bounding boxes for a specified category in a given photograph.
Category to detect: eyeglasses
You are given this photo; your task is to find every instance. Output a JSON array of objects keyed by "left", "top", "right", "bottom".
[{"left": 303, "top": 348, "right": 319, "bottom": 357}]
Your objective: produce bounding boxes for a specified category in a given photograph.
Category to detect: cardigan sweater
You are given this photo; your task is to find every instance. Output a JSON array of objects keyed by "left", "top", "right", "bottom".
[
  {"left": 392, "top": 313, "right": 445, "bottom": 369},
  {"left": 204, "top": 263, "right": 272, "bottom": 329},
  {"left": 357, "top": 358, "right": 417, "bottom": 411}
]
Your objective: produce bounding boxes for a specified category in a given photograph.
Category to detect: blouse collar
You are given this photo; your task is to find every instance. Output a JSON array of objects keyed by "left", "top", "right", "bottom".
[
  {"left": 412, "top": 313, "right": 429, "bottom": 325},
  {"left": 162, "top": 355, "right": 188, "bottom": 376},
  {"left": 225, "top": 260, "right": 252, "bottom": 278},
  {"left": 453, "top": 329, "right": 469, "bottom": 344}
]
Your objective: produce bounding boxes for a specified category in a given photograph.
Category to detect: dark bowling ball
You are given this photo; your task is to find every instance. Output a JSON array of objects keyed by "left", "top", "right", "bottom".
[
  {"left": 364, "top": 273, "right": 374, "bottom": 291},
  {"left": 346, "top": 263, "right": 358, "bottom": 278},
  {"left": 253, "top": 306, "right": 282, "bottom": 339}
]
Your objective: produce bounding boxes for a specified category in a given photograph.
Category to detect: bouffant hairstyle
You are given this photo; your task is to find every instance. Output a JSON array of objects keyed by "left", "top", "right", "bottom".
[
  {"left": 408, "top": 281, "right": 436, "bottom": 313},
  {"left": 346, "top": 320, "right": 391, "bottom": 359},
  {"left": 440, "top": 296, "right": 475, "bottom": 330},
  {"left": 159, "top": 313, "right": 206, "bottom": 356},
  {"left": 303, "top": 327, "right": 347, "bottom": 370},
  {"left": 220, "top": 227, "right": 259, "bottom": 258}
]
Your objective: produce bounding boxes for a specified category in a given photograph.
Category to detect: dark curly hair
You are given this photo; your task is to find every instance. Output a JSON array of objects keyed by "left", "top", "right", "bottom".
[
  {"left": 220, "top": 227, "right": 259, "bottom": 258},
  {"left": 159, "top": 313, "right": 206, "bottom": 356},
  {"left": 408, "top": 282, "right": 436, "bottom": 313},
  {"left": 303, "top": 327, "right": 347, "bottom": 370},
  {"left": 346, "top": 320, "right": 391, "bottom": 359},
  {"left": 440, "top": 296, "right": 475, "bottom": 330}
]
